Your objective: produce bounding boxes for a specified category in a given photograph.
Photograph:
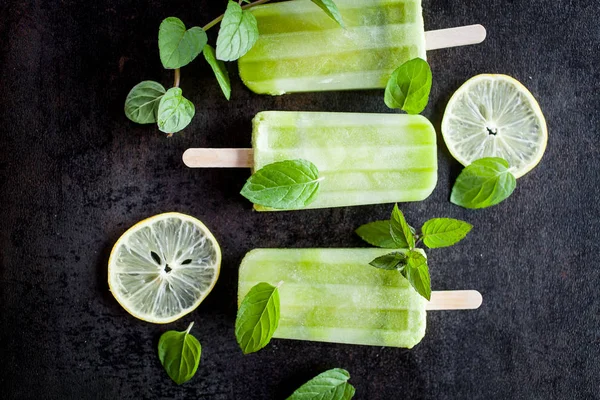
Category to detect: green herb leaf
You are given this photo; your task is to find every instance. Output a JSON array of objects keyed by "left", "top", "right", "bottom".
[
  {"left": 421, "top": 218, "right": 472, "bottom": 248},
  {"left": 287, "top": 368, "right": 355, "bottom": 400},
  {"left": 124, "top": 81, "right": 166, "bottom": 124},
  {"left": 355, "top": 220, "right": 397, "bottom": 248},
  {"left": 203, "top": 44, "right": 231, "bottom": 100},
  {"left": 310, "top": 0, "right": 345, "bottom": 28},
  {"left": 402, "top": 251, "right": 431, "bottom": 300},
  {"left": 156, "top": 87, "right": 195, "bottom": 134},
  {"left": 157, "top": 322, "right": 201, "bottom": 385},
  {"left": 451, "top": 157, "right": 517, "bottom": 209},
  {"left": 390, "top": 204, "right": 415, "bottom": 249},
  {"left": 216, "top": 1, "right": 259, "bottom": 62},
  {"left": 384, "top": 58, "right": 432, "bottom": 114},
  {"left": 369, "top": 252, "right": 407, "bottom": 270},
  {"left": 158, "top": 17, "right": 207, "bottom": 69},
  {"left": 235, "top": 282, "right": 280, "bottom": 354},
  {"left": 241, "top": 159, "right": 321, "bottom": 209}
]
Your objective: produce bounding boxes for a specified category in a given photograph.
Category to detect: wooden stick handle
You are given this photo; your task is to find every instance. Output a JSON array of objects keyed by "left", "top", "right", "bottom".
[
  {"left": 183, "top": 148, "right": 253, "bottom": 168},
  {"left": 425, "top": 24, "right": 486, "bottom": 51},
  {"left": 427, "top": 290, "right": 482, "bottom": 310}
]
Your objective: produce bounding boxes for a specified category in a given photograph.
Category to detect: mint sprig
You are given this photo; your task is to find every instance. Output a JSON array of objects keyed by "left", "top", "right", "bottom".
[
  {"left": 235, "top": 282, "right": 281, "bottom": 354},
  {"left": 157, "top": 87, "right": 195, "bottom": 135},
  {"left": 158, "top": 322, "right": 201, "bottom": 385},
  {"left": 404, "top": 251, "right": 431, "bottom": 301},
  {"left": 125, "top": 0, "right": 344, "bottom": 135},
  {"left": 216, "top": 1, "right": 259, "bottom": 62},
  {"left": 451, "top": 157, "right": 517, "bottom": 209},
  {"left": 241, "top": 159, "right": 322, "bottom": 209},
  {"left": 355, "top": 220, "right": 398, "bottom": 249},
  {"left": 390, "top": 204, "right": 415, "bottom": 249},
  {"left": 158, "top": 17, "right": 207, "bottom": 69},
  {"left": 124, "top": 81, "right": 166, "bottom": 124},
  {"left": 287, "top": 368, "right": 355, "bottom": 400},
  {"left": 384, "top": 58, "right": 432, "bottom": 114},
  {"left": 421, "top": 218, "right": 472, "bottom": 248},
  {"left": 358, "top": 204, "right": 472, "bottom": 300},
  {"left": 369, "top": 252, "right": 407, "bottom": 270},
  {"left": 203, "top": 45, "right": 231, "bottom": 100}
]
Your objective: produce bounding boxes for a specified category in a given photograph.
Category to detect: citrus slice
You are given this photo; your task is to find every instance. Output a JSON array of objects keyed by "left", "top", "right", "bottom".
[
  {"left": 441, "top": 74, "right": 547, "bottom": 178},
  {"left": 108, "top": 212, "right": 221, "bottom": 323}
]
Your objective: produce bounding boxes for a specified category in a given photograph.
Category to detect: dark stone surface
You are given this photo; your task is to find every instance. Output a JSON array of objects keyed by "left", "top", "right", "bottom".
[{"left": 1, "top": 0, "right": 599, "bottom": 398}]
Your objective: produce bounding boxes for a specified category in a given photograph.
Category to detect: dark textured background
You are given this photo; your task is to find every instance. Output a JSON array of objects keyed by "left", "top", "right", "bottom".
[{"left": 1, "top": 0, "right": 599, "bottom": 398}]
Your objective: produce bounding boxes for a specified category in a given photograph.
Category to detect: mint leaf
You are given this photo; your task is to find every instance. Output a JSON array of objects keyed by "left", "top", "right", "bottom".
[
  {"left": 451, "top": 157, "right": 517, "bottom": 209},
  {"left": 235, "top": 282, "right": 280, "bottom": 354},
  {"left": 310, "top": 0, "right": 345, "bottom": 28},
  {"left": 158, "top": 17, "right": 207, "bottom": 69},
  {"left": 124, "top": 81, "right": 166, "bottom": 124},
  {"left": 369, "top": 252, "right": 407, "bottom": 270},
  {"left": 421, "top": 218, "right": 472, "bottom": 248},
  {"left": 203, "top": 44, "right": 231, "bottom": 100},
  {"left": 390, "top": 204, "right": 415, "bottom": 249},
  {"left": 287, "top": 368, "right": 355, "bottom": 400},
  {"left": 355, "top": 220, "right": 397, "bottom": 248},
  {"left": 157, "top": 87, "right": 195, "bottom": 134},
  {"left": 402, "top": 251, "right": 431, "bottom": 300},
  {"left": 384, "top": 58, "right": 432, "bottom": 114},
  {"left": 158, "top": 322, "right": 201, "bottom": 385},
  {"left": 241, "top": 159, "right": 321, "bottom": 209},
  {"left": 216, "top": 1, "right": 259, "bottom": 61}
]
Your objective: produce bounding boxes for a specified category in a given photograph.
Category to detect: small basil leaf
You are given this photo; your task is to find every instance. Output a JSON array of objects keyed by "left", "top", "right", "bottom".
[
  {"left": 369, "top": 252, "right": 407, "bottom": 270},
  {"left": 384, "top": 58, "right": 432, "bottom": 114},
  {"left": 421, "top": 218, "right": 472, "bottom": 248},
  {"left": 157, "top": 322, "right": 201, "bottom": 385},
  {"left": 203, "top": 44, "right": 231, "bottom": 100},
  {"left": 287, "top": 368, "right": 355, "bottom": 400},
  {"left": 241, "top": 159, "right": 321, "bottom": 209},
  {"left": 390, "top": 204, "right": 415, "bottom": 249},
  {"left": 235, "top": 282, "right": 280, "bottom": 354},
  {"left": 451, "top": 157, "right": 517, "bottom": 209},
  {"left": 157, "top": 87, "right": 195, "bottom": 134},
  {"left": 216, "top": 1, "right": 259, "bottom": 61},
  {"left": 159, "top": 17, "right": 207, "bottom": 69},
  {"left": 355, "top": 220, "right": 398, "bottom": 248},
  {"left": 310, "top": 0, "right": 345, "bottom": 27},
  {"left": 402, "top": 251, "right": 431, "bottom": 300},
  {"left": 124, "top": 81, "right": 166, "bottom": 124}
]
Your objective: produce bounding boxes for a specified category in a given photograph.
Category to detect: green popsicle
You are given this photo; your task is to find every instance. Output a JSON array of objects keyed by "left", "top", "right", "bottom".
[
  {"left": 252, "top": 111, "right": 437, "bottom": 211},
  {"left": 238, "top": 248, "right": 427, "bottom": 348},
  {"left": 239, "top": 0, "right": 427, "bottom": 94}
]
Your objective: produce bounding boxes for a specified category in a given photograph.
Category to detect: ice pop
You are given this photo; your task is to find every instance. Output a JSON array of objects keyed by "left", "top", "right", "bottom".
[
  {"left": 238, "top": 0, "right": 486, "bottom": 94},
  {"left": 183, "top": 111, "right": 438, "bottom": 210},
  {"left": 238, "top": 248, "right": 482, "bottom": 348}
]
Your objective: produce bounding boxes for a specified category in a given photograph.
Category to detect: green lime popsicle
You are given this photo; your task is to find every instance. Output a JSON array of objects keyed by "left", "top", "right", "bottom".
[
  {"left": 252, "top": 111, "right": 437, "bottom": 211},
  {"left": 238, "top": 248, "right": 427, "bottom": 348},
  {"left": 239, "top": 0, "right": 427, "bottom": 94}
]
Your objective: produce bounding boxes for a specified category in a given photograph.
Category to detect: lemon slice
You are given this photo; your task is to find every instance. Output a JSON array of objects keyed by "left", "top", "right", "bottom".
[
  {"left": 108, "top": 212, "right": 221, "bottom": 323},
  {"left": 441, "top": 74, "right": 547, "bottom": 178}
]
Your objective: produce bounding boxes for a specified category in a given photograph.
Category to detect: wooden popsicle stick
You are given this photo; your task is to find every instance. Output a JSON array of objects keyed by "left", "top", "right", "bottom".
[
  {"left": 427, "top": 290, "right": 482, "bottom": 311},
  {"left": 183, "top": 148, "right": 253, "bottom": 168},
  {"left": 425, "top": 24, "right": 486, "bottom": 51}
]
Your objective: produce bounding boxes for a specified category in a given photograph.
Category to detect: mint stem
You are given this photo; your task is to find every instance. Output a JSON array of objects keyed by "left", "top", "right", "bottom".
[
  {"left": 173, "top": 68, "right": 180, "bottom": 88},
  {"left": 185, "top": 321, "right": 194, "bottom": 334}
]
